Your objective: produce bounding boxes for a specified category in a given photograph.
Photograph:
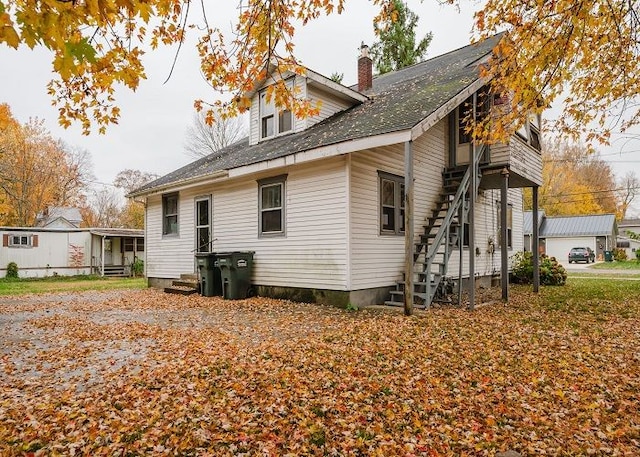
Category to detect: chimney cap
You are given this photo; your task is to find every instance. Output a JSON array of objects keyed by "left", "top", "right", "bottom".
[{"left": 359, "top": 42, "right": 370, "bottom": 59}]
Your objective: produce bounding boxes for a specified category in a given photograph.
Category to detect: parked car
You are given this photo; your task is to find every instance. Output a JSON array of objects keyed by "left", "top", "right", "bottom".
[{"left": 568, "top": 247, "right": 595, "bottom": 264}]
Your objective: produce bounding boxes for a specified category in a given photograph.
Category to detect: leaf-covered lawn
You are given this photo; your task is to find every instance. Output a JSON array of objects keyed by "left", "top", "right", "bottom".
[{"left": 1, "top": 286, "right": 639, "bottom": 456}]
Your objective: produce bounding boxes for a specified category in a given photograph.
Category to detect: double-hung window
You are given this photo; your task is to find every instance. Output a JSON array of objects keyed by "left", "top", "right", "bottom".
[
  {"left": 259, "top": 176, "right": 286, "bottom": 236},
  {"left": 259, "top": 88, "right": 293, "bottom": 140},
  {"left": 379, "top": 172, "right": 405, "bottom": 235},
  {"left": 162, "top": 193, "right": 179, "bottom": 236}
]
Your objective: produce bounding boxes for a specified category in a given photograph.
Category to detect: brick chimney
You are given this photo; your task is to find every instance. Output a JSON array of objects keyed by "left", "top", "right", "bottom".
[{"left": 358, "top": 42, "right": 372, "bottom": 92}]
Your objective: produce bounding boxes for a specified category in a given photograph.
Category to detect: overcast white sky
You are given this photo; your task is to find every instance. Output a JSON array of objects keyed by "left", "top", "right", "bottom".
[{"left": 1, "top": 0, "right": 639, "bottom": 214}]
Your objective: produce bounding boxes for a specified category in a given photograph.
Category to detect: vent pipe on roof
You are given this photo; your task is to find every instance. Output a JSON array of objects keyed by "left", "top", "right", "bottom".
[{"left": 358, "top": 42, "right": 373, "bottom": 92}]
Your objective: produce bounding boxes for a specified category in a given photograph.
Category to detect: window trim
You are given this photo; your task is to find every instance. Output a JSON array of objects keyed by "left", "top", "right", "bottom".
[
  {"left": 195, "top": 195, "right": 212, "bottom": 253},
  {"left": 162, "top": 192, "right": 179, "bottom": 237},
  {"left": 497, "top": 202, "right": 513, "bottom": 249},
  {"left": 8, "top": 234, "right": 33, "bottom": 248},
  {"left": 378, "top": 171, "right": 405, "bottom": 236},
  {"left": 258, "top": 175, "right": 287, "bottom": 237},
  {"left": 258, "top": 81, "right": 294, "bottom": 140},
  {"left": 122, "top": 237, "right": 135, "bottom": 252}
]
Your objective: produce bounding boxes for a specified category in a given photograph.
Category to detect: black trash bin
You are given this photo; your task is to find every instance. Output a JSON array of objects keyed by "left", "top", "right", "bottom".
[
  {"left": 217, "top": 251, "right": 254, "bottom": 300},
  {"left": 604, "top": 250, "right": 614, "bottom": 262},
  {"left": 195, "top": 252, "right": 222, "bottom": 297}
]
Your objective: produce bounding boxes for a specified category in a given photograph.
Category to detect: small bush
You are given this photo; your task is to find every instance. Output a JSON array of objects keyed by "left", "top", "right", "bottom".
[
  {"left": 510, "top": 251, "right": 567, "bottom": 286},
  {"left": 131, "top": 258, "right": 144, "bottom": 277},
  {"left": 614, "top": 248, "right": 627, "bottom": 261},
  {"left": 636, "top": 250, "right": 640, "bottom": 263},
  {"left": 5, "top": 262, "right": 18, "bottom": 279}
]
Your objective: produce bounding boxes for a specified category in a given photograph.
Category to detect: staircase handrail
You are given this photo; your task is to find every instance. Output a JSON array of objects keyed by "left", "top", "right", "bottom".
[{"left": 425, "top": 144, "right": 488, "bottom": 265}]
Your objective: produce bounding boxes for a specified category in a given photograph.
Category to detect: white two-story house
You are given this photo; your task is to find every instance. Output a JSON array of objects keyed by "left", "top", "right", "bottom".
[{"left": 130, "top": 35, "right": 543, "bottom": 308}]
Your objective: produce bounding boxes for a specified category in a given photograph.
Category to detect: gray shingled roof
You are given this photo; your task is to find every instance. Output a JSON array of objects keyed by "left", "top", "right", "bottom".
[
  {"left": 132, "top": 35, "right": 502, "bottom": 196},
  {"left": 524, "top": 212, "right": 617, "bottom": 237}
]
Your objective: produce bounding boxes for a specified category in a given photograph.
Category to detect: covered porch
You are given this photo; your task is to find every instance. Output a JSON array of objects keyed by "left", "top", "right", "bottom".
[{"left": 90, "top": 229, "right": 145, "bottom": 277}]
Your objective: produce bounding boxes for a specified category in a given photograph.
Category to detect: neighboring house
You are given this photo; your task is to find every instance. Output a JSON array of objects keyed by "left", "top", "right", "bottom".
[
  {"left": 0, "top": 227, "right": 144, "bottom": 278},
  {"left": 130, "top": 35, "right": 543, "bottom": 308},
  {"left": 618, "top": 218, "right": 640, "bottom": 238},
  {"left": 523, "top": 212, "right": 617, "bottom": 263},
  {"left": 35, "top": 206, "right": 83, "bottom": 228},
  {"left": 617, "top": 218, "right": 640, "bottom": 259},
  {"left": 616, "top": 237, "right": 640, "bottom": 259}
]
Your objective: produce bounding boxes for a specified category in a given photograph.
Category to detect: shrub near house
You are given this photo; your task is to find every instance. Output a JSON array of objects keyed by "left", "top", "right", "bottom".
[{"left": 511, "top": 251, "right": 567, "bottom": 286}]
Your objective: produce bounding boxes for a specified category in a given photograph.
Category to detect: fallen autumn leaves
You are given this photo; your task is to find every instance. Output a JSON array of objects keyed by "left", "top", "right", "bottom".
[{"left": 1, "top": 288, "right": 639, "bottom": 456}]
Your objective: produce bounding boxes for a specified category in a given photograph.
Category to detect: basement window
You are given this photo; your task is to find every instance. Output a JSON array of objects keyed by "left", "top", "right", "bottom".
[{"left": 379, "top": 171, "right": 405, "bottom": 235}]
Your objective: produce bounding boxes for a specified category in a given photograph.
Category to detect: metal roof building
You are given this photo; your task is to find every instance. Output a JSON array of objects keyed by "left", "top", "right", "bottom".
[{"left": 523, "top": 212, "right": 618, "bottom": 262}]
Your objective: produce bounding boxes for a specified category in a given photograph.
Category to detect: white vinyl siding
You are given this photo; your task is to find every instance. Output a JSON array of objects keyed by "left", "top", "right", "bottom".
[
  {"left": 350, "top": 120, "right": 447, "bottom": 290},
  {"left": 146, "top": 189, "right": 200, "bottom": 278},
  {"left": 349, "top": 118, "right": 525, "bottom": 291},
  {"left": 445, "top": 188, "right": 524, "bottom": 279},
  {"left": 214, "top": 158, "right": 348, "bottom": 289},
  {"left": 490, "top": 136, "right": 543, "bottom": 186},
  {"left": 304, "top": 85, "right": 353, "bottom": 129},
  {"left": 145, "top": 157, "right": 349, "bottom": 289}
]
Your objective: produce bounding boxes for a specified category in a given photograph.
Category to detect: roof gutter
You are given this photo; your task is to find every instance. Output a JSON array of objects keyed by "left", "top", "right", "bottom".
[
  {"left": 128, "top": 170, "right": 229, "bottom": 198},
  {"left": 228, "top": 130, "right": 412, "bottom": 179}
]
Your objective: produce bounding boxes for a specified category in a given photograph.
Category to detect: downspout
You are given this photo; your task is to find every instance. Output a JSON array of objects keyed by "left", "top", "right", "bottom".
[{"left": 404, "top": 140, "right": 414, "bottom": 316}]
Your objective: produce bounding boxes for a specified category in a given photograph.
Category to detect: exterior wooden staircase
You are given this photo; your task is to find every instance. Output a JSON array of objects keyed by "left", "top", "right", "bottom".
[{"left": 385, "top": 145, "right": 486, "bottom": 309}]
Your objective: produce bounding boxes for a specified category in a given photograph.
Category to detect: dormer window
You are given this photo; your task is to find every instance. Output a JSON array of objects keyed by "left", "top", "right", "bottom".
[{"left": 259, "top": 90, "right": 292, "bottom": 139}]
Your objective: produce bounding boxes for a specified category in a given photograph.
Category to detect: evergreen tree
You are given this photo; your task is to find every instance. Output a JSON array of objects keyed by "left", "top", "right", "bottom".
[{"left": 370, "top": 0, "right": 433, "bottom": 75}]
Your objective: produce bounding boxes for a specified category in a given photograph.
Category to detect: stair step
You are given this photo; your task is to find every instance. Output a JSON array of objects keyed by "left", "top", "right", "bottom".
[
  {"left": 383, "top": 300, "right": 427, "bottom": 308},
  {"left": 172, "top": 280, "right": 198, "bottom": 288},
  {"left": 180, "top": 273, "right": 198, "bottom": 281},
  {"left": 164, "top": 286, "right": 198, "bottom": 296},
  {"left": 398, "top": 281, "right": 438, "bottom": 288}
]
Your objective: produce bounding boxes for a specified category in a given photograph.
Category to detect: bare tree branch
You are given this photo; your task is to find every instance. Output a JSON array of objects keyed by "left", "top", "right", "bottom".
[{"left": 184, "top": 112, "right": 248, "bottom": 159}]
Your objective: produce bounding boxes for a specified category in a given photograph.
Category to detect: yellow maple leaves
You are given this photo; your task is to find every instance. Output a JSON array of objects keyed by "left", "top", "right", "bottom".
[
  {"left": 2, "top": 0, "right": 638, "bottom": 142},
  {"left": 2, "top": 285, "right": 640, "bottom": 454},
  {"left": 473, "top": 0, "right": 640, "bottom": 145}
]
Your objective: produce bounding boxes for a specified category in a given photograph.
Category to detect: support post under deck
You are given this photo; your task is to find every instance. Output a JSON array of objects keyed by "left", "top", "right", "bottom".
[
  {"left": 532, "top": 186, "right": 540, "bottom": 293},
  {"left": 500, "top": 167, "right": 510, "bottom": 302},
  {"left": 404, "top": 140, "right": 414, "bottom": 316}
]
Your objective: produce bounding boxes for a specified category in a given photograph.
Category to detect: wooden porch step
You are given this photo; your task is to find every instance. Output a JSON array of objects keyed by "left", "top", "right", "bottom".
[
  {"left": 172, "top": 279, "right": 198, "bottom": 288},
  {"left": 383, "top": 299, "right": 428, "bottom": 309},
  {"left": 102, "top": 265, "right": 129, "bottom": 277},
  {"left": 164, "top": 286, "right": 198, "bottom": 296},
  {"left": 180, "top": 273, "right": 198, "bottom": 281}
]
